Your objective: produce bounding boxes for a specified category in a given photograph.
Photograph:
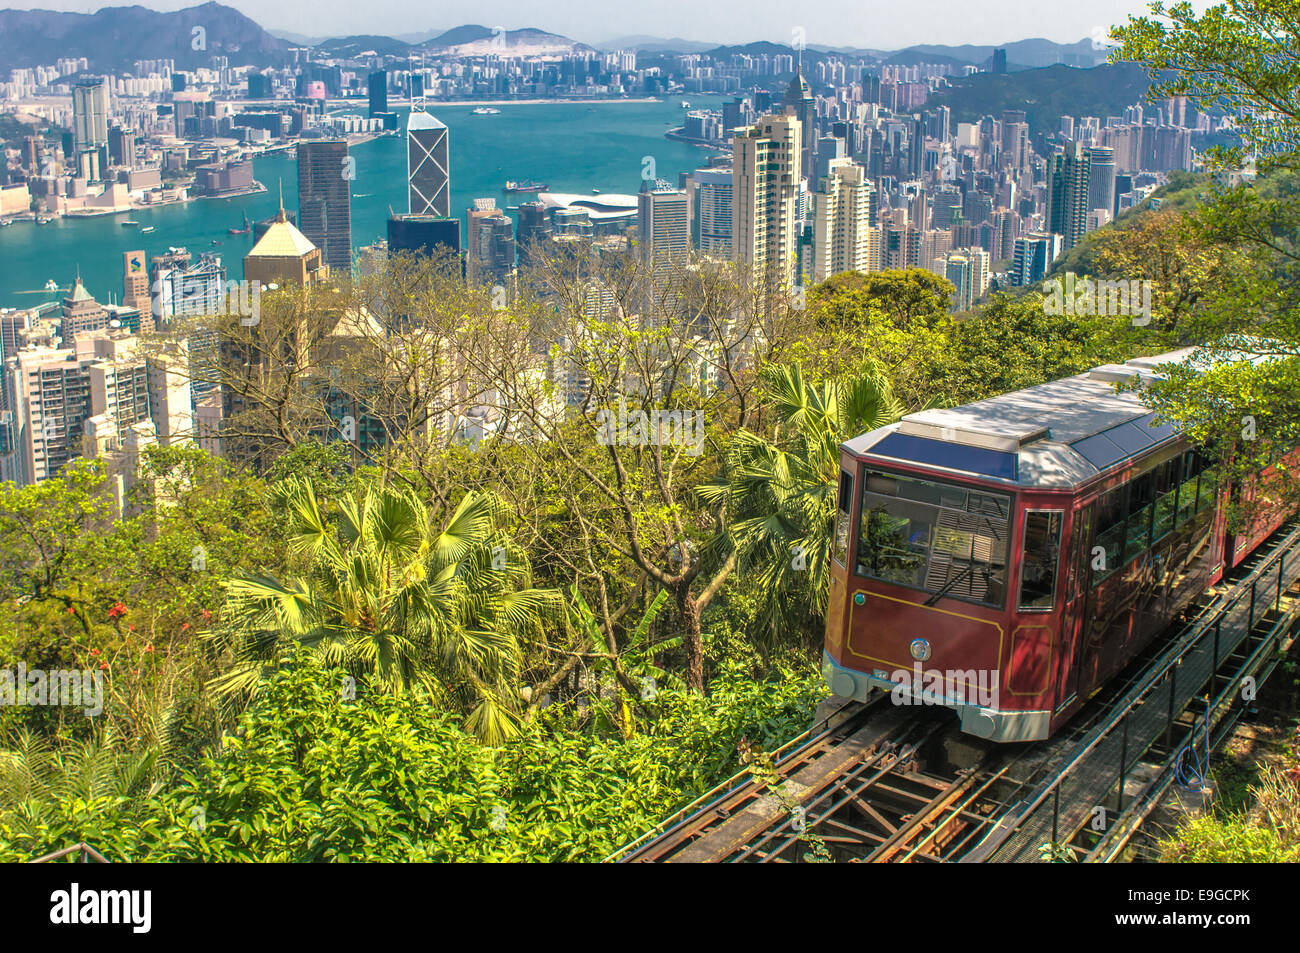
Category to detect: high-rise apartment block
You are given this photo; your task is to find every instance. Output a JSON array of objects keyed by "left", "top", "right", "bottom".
[
  {"left": 732, "top": 114, "right": 803, "bottom": 287},
  {"left": 811, "top": 159, "right": 875, "bottom": 282}
]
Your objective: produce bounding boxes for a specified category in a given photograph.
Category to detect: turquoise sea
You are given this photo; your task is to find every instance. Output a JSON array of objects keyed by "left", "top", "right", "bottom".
[{"left": 0, "top": 97, "right": 726, "bottom": 309}]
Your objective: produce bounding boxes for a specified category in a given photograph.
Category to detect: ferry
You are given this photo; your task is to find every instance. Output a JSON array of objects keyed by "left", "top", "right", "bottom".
[
  {"left": 141, "top": 225, "right": 156, "bottom": 234},
  {"left": 121, "top": 220, "right": 141, "bottom": 228},
  {"left": 472, "top": 107, "right": 501, "bottom": 115},
  {"left": 681, "top": 100, "right": 690, "bottom": 108},
  {"left": 504, "top": 179, "right": 548, "bottom": 194}
]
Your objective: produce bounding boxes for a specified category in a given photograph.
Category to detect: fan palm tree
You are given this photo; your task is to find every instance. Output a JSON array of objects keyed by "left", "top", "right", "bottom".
[
  {"left": 700, "top": 363, "right": 906, "bottom": 649},
  {"left": 209, "top": 478, "right": 562, "bottom": 743}
]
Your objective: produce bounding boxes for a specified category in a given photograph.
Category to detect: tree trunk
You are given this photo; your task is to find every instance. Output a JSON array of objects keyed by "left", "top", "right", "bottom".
[{"left": 677, "top": 587, "right": 704, "bottom": 692}]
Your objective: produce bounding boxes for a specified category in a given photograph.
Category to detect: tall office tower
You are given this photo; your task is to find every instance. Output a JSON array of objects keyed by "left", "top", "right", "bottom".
[
  {"left": 122, "top": 250, "right": 150, "bottom": 313},
  {"left": 1046, "top": 140, "right": 1091, "bottom": 250},
  {"left": 814, "top": 134, "right": 845, "bottom": 182},
  {"left": 688, "top": 168, "right": 733, "bottom": 257},
  {"left": 811, "top": 159, "right": 874, "bottom": 282},
  {"left": 465, "top": 199, "right": 515, "bottom": 288},
  {"left": 881, "top": 224, "right": 922, "bottom": 269},
  {"left": 298, "top": 139, "right": 353, "bottom": 272},
  {"left": 636, "top": 181, "right": 690, "bottom": 266},
  {"left": 1060, "top": 116, "right": 1076, "bottom": 140},
  {"left": 908, "top": 116, "right": 926, "bottom": 177},
  {"left": 151, "top": 252, "right": 226, "bottom": 323},
  {"left": 408, "top": 110, "right": 449, "bottom": 216},
  {"left": 1087, "top": 146, "right": 1117, "bottom": 225},
  {"left": 72, "top": 77, "right": 110, "bottom": 154},
  {"left": 368, "top": 70, "right": 388, "bottom": 117},
  {"left": 61, "top": 277, "right": 109, "bottom": 343},
  {"left": 515, "top": 201, "right": 552, "bottom": 266},
  {"left": 992, "top": 49, "right": 1007, "bottom": 74},
  {"left": 782, "top": 63, "right": 816, "bottom": 182},
  {"left": 388, "top": 215, "right": 461, "bottom": 260},
  {"left": 732, "top": 114, "right": 803, "bottom": 287},
  {"left": 1010, "top": 232, "right": 1063, "bottom": 286},
  {"left": 1001, "top": 110, "right": 1029, "bottom": 174}
]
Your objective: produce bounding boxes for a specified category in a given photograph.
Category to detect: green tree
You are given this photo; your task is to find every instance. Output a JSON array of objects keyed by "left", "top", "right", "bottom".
[
  {"left": 210, "top": 478, "right": 562, "bottom": 743},
  {"left": 701, "top": 363, "right": 905, "bottom": 650}
]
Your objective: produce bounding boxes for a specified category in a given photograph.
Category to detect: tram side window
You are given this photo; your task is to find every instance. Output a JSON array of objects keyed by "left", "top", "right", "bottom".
[
  {"left": 1152, "top": 459, "right": 1179, "bottom": 541},
  {"left": 1125, "top": 470, "right": 1157, "bottom": 560},
  {"left": 1175, "top": 450, "right": 1197, "bottom": 527},
  {"left": 1093, "top": 484, "right": 1129, "bottom": 583},
  {"left": 1195, "top": 450, "right": 1219, "bottom": 514},
  {"left": 1019, "top": 511, "right": 1063, "bottom": 611},
  {"left": 833, "top": 470, "right": 853, "bottom": 566}
]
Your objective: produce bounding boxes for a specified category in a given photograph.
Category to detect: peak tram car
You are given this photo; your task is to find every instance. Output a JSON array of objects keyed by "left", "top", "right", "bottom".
[{"left": 823, "top": 349, "right": 1292, "bottom": 743}]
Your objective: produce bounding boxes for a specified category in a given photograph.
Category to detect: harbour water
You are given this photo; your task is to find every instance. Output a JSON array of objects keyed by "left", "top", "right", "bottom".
[{"left": 0, "top": 96, "right": 727, "bottom": 309}]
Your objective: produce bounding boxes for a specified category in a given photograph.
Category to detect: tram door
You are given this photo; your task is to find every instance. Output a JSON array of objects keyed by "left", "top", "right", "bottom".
[{"left": 1055, "top": 503, "right": 1094, "bottom": 711}]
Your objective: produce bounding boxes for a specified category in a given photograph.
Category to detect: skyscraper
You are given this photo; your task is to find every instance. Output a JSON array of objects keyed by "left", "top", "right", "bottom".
[
  {"left": 122, "top": 250, "right": 149, "bottom": 314},
  {"left": 687, "top": 168, "right": 733, "bottom": 257},
  {"left": 1011, "top": 232, "right": 1064, "bottom": 286},
  {"left": 297, "top": 139, "right": 353, "bottom": 272},
  {"left": 1087, "top": 146, "right": 1118, "bottom": 223},
  {"left": 782, "top": 64, "right": 816, "bottom": 182},
  {"left": 465, "top": 199, "right": 515, "bottom": 288},
  {"left": 636, "top": 181, "right": 690, "bottom": 266},
  {"left": 368, "top": 70, "right": 388, "bottom": 117},
  {"left": 515, "top": 201, "right": 552, "bottom": 266},
  {"left": 72, "top": 77, "right": 109, "bottom": 155},
  {"left": 1047, "top": 140, "right": 1091, "bottom": 251},
  {"left": 732, "top": 114, "right": 803, "bottom": 287},
  {"left": 811, "top": 159, "right": 875, "bottom": 282},
  {"left": 388, "top": 215, "right": 461, "bottom": 260},
  {"left": 408, "top": 110, "right": 449, "bottom": 217}
]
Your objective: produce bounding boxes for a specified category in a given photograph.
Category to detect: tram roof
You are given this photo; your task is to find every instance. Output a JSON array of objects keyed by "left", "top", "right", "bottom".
[{"left": 843, "top": 345, "right": 1271, "bottom": 490}]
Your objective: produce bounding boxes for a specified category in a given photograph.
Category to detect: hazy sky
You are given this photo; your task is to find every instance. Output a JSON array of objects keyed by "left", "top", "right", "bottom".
[{"left": 12, "top": 0, "right": 1209, "bottom": 48}]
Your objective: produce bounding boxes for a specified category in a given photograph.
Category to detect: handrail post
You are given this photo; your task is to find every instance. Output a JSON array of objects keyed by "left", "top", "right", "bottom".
[
  {"left": 1211, "top": 618, "right": 1221, "bottom": 701},
  {"left": 1164, "top": 664, "right": 1177, "bottom": 749},
  {"left": 1277, "top": 554, "right": 1285, "bottom": 612}
]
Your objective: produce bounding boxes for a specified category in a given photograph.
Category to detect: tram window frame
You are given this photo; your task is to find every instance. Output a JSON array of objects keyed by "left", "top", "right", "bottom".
[
  {"left": 1124, "top": 469, "right": 1157, "bottom": 560},
  {"left": 1175, "top": 450, "right": 1197, "bottom": 527},
  {"left": 1092, "top": 483, "right": 1129, "bottom": 584},
  {"left": 855, "top": 469, "right": 1012, "bottom": 609},
  {"left": 1018, "top": 509, "right": 1064, "bottom": 612},
  {"left": 833, "top": 469, "right": 854, "bottom": 567},
  {"left": 1152, "top": 458, "right": 1179, "bottom": 542}
]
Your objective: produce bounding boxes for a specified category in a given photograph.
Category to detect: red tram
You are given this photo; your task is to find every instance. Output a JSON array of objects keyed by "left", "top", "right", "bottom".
[{"left": 822, "top": 349, "right": 1290, "bottom": 742}]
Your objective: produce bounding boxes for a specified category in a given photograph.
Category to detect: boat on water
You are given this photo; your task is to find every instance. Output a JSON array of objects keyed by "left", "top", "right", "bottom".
[
  {"left": 228, "top": 212, "right": 251, "bottom": 235},
  {"left": 36, "top": 216, "right": 54, "bottom": 225},
  {"left": 121, "top": 220, "right": 141, "bottom": 228},
  {"left": 141, "top": 225, "right": 156, "bottom": 233},
  {"left": 681, "top": 100, "right": 691, "bottom": 108},
  {"left": 504, "top": 179, "right": 548, "bottom": 194},
  {"left": 44, "top": 279, "right": 59, "bottom": 291},
  {"left": 472, "top": 107, "right": 501, "bottom": 115}
]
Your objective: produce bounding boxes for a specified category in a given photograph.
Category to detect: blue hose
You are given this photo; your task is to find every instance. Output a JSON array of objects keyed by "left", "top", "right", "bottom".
[{"left": 1174, "top": 696, "right": 1212, "bottom": 790}]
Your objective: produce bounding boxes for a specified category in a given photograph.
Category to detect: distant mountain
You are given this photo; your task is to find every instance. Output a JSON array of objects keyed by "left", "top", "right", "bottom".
[
  {"left": 311, "top": 35, "right": 413, "bottom": 58},
  {"left": 417, "top": 24, "right": 592, "bottom": 56},
  {"left": 268, "top": 29, "right": 321, "bottom": 46},
  {"left": 905, "top": 37, "right": 1108, "bottom": 70},
  {"left": 927, "top": 62, "right": 1152, "bottom": 132},
  {"left": 0, "top": 2, "right": 289, "bottom": 72},
  {"left": 596, "top": 34, "right": 719, "bottom": 53}
]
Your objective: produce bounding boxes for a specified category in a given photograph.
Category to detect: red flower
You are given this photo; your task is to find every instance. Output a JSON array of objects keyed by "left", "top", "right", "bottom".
[
  {"left": 201, "top": 609, "right": 212, "bottom": 620},
  {"left": 89, "top": 648, "right": 100, "bottom": 657},
  {"left": 127, "top": 625, "right": 135, "bottom": 632},
  {"left": 99, "top": 662, "right": 109, "bottom": 671},
  {"left": 66, "top": 607, "right": 75, "bottom": 615},
  {"left": 181, "top": 622, "right": 190, "bottom": 631},
  {"left": 144, "top": 644, "right": 154, "bottom": 653},
  {"left": 107, "top": 601, "right": 128, "bottom": 620}
]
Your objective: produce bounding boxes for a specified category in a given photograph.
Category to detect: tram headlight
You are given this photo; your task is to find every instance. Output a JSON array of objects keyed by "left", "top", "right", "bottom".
[{"left": 909, "top": 638, "right": 932, "bottom": 662}]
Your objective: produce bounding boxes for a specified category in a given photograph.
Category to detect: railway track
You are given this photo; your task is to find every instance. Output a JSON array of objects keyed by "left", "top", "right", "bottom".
[{"left": 611, "top": 523, "right": 1300, "bottom": 864}]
